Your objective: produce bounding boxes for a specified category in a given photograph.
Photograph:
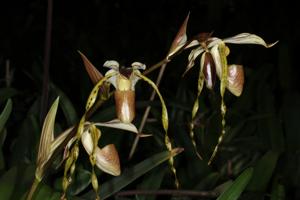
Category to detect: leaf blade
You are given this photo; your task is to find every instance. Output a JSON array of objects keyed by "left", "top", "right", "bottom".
[
  {"left": 81, "top": 148, "right": 183, "bottom": 200},
  {"left": 217, "top": 168, "right": 253, "bottom": 200}
]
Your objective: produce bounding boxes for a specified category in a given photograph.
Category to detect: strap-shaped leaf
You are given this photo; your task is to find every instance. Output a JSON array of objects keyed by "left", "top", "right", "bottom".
[
  {"left": 0, "top": 99, "right": 12, "bottom": 134},
  {"left": 81, "top": 148, "right": 183, "bottom": 200},
  {"left": 37, "top": 97, "right": 60, "bottom": 171},
  {"left": 217, "top": 168, "right": 253, "bottom": 200}
]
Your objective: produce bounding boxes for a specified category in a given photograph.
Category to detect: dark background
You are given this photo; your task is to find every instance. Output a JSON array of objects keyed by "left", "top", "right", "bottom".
[
  {"left": 1, "top": 0, "right": 300, "bottom": 199},
  {"left": 1, "top": 0, "right": 298, "bottom": 101}
]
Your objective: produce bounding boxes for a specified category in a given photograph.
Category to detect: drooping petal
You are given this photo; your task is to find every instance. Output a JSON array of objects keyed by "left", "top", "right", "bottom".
[
  {"left": 222, "top": 33, "right": 278, "bottom": 48},
  {"left": 227, "top": 65, "right": 244, "bottom": 96},
  {"left": 183, "top": 47, "right": 205, "bottom": 76},
  {"left": 95, "top": 144, "right": 121, "bottom": 176},
  {"left": 135, "top": 73, "right": 169, "bottom": 132},
  {"left": 103, "top": 60, "right": 120, "bottom": 70},
  {"left": 86, "top": 73, "right": 116, "bottom": 110},
  {"left": 210, "top": 44, "right": 222, "bottom": 79},
  {"left": 167, "top": 13, "right": 189, "bottom": 59}
]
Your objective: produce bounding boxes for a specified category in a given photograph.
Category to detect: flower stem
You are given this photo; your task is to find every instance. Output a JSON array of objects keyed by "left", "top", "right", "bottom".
[{"left": 26, "top": 178, "right": 40, "bottom": 200}]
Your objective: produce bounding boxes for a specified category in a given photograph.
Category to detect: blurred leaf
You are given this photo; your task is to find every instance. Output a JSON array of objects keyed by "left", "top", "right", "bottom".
[
  {"left": 247, "top": 151, "right": 279, "bottom": 191},
  {"left": 271, "top": 182, "right": 285, "bottom": 200},
  {"left": 0, "top": 98, "right": 12, "bottom": 133},
  {"left": 257, "top": 84, "right": 285, "bottom": 152},
  {"left": 137, "top": 166, "right": 166, "bottom": 200},
  {"left": 0, "top": 99, "right": 12, "bottom": 170},
  {"left": 81, "top": 149, "right": 183, "bottom": 200},
  {"left": 69, "top": 167, "right": 91, "bottom": 196},
  {"left": 10, "top": 164, "right": 35, "bottom": 200},
  {"left": 34, "top": 184, "right": 52, "bottom": 200},
  {"left": 0, "top": 167, "right": 18, "bottom": 200},
  {"left": 51, "top": 84, "right": 78, "bottom": 125},
  {"left": 194, "top": 172, "right": 220, "bottom": 190},
  {"left": 0, "top": 88, "right": 18, "bottom": 105},
  {"left": 282, "top": 93, "right": 300, "bottom": 152},
  {"left": 217, "top": 168, "right": 253, "bottom": 200}
]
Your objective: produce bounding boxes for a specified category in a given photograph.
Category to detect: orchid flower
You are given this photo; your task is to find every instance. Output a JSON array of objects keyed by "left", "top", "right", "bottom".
[
  {"left": 102, "top": 60, "right": 180, "bottom": 187},
  {"left": 62, "top": 56, "right": 179, "bottom": 198},
  {"left": 103, "top": 60, "right": 146, "bottom": 123},
  {"left": 184, "top": 33, "right": 277, "bottom": 164}
]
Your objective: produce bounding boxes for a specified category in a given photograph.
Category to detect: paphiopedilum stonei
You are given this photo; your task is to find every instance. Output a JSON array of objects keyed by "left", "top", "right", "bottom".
[
  {"left": 183, "top": 32, "right": 277, "bottom": 164},
  {"left": 103, "top": 60, "right": 146, "bottom": 123}
]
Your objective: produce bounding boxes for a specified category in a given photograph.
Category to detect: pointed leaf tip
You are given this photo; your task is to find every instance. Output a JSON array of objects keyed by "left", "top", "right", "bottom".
[{"left": 36, "top": 97, "right": 60, "bottom": 180}]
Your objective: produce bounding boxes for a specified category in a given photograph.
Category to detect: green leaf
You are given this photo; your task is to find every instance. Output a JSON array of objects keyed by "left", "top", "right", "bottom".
[
  {"left": 137, "top": 166, "right": 167, "bottom": 200},
  {"left": 217, "top": 168, "right": 253, "bottom": 200},
  {"left": 0, "top": 99, "right": 12, "bottom": 134},
  {"left": 0, "top": 88, "right": 18, "bottom": 105},
  {"left": 69, "top": 167, "right": 91, "bottom": 196},
  {"left": 81, "top": 149, "right": 183, "bottom": 200},
  {"left": 0, "top": 167, "right": 18, "bottom": 200},
  {"left": 51, "top": 84, "right": 78, "bottom": 125},
  {"left": 0, "top": 99, "right": 12, "bottom": 170},
  {"left": 247, "top": 151, "right": 279, "bottom": 191},
  {"left": 271, "top": 182, "right": 285, "bottom": 200}
]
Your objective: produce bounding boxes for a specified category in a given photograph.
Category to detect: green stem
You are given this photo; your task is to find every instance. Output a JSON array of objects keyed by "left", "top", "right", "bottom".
[{"left": 26, "top": 178, "right": 40, "bottom": 200}]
